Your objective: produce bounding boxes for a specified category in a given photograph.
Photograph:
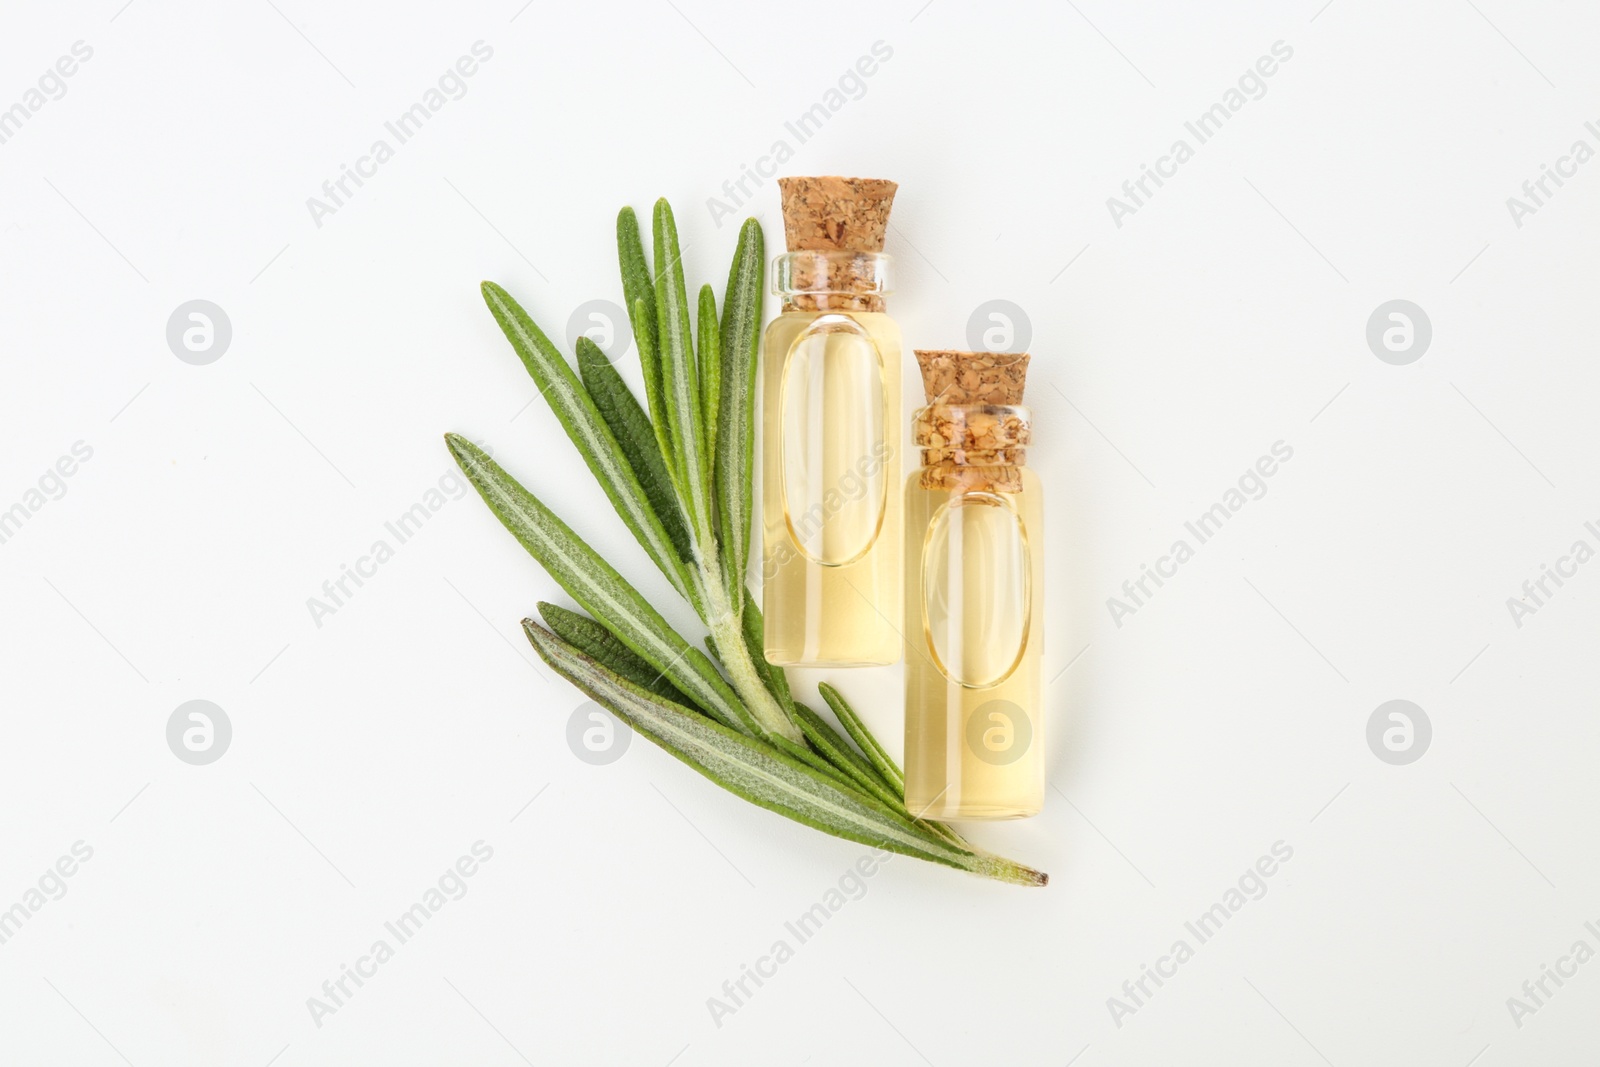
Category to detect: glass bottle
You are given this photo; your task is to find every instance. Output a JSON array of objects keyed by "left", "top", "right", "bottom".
[
  {"left": 903, "top": 352, "right": 1043, "bottom": 819},
  {"left": 761, "top": 177, "right": 901, "bottom": 667}
]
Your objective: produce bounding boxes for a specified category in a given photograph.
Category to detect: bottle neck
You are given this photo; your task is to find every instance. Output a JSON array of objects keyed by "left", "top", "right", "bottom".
[
  {"left": 913, "top": 403, "right": 1030, "bottom": 491},
  {"left": 774, "top": 251, "right": 891, "bottom": 313}
]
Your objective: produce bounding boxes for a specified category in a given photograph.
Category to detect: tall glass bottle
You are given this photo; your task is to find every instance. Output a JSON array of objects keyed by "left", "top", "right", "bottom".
[
  {"left": 903, "top": 350, "right": 1043, "bottom": 820},
  {"left": 761, "top": 177, "right": 901, "bottom": 667}
]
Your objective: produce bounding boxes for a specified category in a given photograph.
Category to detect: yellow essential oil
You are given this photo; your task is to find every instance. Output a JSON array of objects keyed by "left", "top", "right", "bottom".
[{"left": 903, "top": 353, "right": 1044, "bottom": 819}]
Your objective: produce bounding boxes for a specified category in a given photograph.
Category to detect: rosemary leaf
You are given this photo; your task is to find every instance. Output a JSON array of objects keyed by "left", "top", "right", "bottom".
[
  {"left": 715, "top": 218, "right": 763, "bottom": 583},
  {"left": 630, "top": 296, "right": 684, "bottom": 506},
  {"left": 698, "top": 283, "right": 721, "bottom": 478},
  {"left": 539, "top": 601, "right": 691, "bottom": 708},
  {"left": 576, "top": 336, "right": 692, "bottom": 563},
  {"left": 767, "top": 732, "right": 873, "bottom": 793},
  {"left": 652, "top": 199, "right": 714, "bottom": 546},
  {"left": 479, "top": 281, "right": 693, "bottom": 605},
  {"left": 524, "top": 619, "right": 1051, "bottom": 885},
  {"left": 819, "top": 681, "right": 905, "bottom": 796},
  {"left": 811, "top": 684, "right": 964, "bottom": 846},
  {"left": 793, "top": 703, "right": 905, "bottom": 812},
  {"left": 616, "top": 207, "right": 671, "bottom": 465},
  {"left": 447, "top": 434, "right": 758, "bottom": 737}
]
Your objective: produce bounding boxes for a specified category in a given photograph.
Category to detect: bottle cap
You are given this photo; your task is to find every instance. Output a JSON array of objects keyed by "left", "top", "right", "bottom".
[
  {"left": 913, "top": 350, "right": 1031, "bottom": 405},
  {"left": 777, "top": 177, "right": 897, "bottom": 252}
]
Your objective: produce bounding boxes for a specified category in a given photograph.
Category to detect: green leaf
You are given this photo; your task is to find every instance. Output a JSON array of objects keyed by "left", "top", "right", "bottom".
[
  {"left": 630, "top": 296, "right": 683, "bottom": 506},
  {"left": 616, "top": 207, "right": 657, "bottom": 344},
  {"left": 809, "top": 689, "right": 966, "bottom": 847},
  {"left": 575, "top": 336, "right": 692, "bottom": 564},
  {"left": 715, "top": 218, "right": 764, "bottom": 585},
  {"left": 740, "top": 593, "right": 795, "bottom": 718},
  {"left": 818, "top": 682, "right": 905, "bottom": 797},
  {"left": 479, "top": 281, "right": 692, "bottom": 603},
  {"left": 652, "top": 199, "right": 714, "bottom": 546},
  {"left": 767, "top": 730, "right": 871, "bottom": 793},
  {"left": 617, "top": 208, "right": 675, "bottom": 485},
  {"left": 539, "top": 601, "right": 691, "bottom": 708},
  {"left": 813, "top": 684, "right": 965, "bottom": 847},
  {"left": 524, "top": 619, "right": 1046, "bottom": 885},
  {"left": 698, "top": 284, "right": 721, "bottom": 475},
  {"left": 447, "top": 433, "right": 758, "bottom": 737},
  {"left": 793, "top": 703, "right": 905, "bottom": 813}
]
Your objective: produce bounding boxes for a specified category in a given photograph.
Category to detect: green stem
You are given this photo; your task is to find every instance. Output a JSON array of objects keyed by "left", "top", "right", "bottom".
[{"left": 701, "top": 567, "right": 801, "bottom": 744}]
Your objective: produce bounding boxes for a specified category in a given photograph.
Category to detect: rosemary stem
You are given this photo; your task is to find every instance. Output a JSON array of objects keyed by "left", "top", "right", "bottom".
[{"left": 700, "top": 552, "right": 802, "bottom": 744}]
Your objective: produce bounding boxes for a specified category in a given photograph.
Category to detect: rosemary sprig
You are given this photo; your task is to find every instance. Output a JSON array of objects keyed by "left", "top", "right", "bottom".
[{"left": 448, "top": 198, "right": 1046, "bottom": 887}]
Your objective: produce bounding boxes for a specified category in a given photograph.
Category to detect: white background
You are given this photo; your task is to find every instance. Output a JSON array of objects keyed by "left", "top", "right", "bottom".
[{"left": 3, "top": 0, "right": 1598, "bottom": 1063}]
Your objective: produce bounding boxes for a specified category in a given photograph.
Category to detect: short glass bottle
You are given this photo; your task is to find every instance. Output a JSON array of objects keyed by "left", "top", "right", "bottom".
[{"left": 903, "top": 401, "right": 1044, "bottom": 819}]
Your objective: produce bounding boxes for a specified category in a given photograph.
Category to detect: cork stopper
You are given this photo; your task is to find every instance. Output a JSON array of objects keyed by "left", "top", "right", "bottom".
[
  {"left": 913, "top": 350, "right": 1031, "bottom": 405},
  {"left": 777, "top": 177, "right": 897, "bottom": 252},
  {"left": 914, "top": 350, "right": 1033, "bottom": 492}
]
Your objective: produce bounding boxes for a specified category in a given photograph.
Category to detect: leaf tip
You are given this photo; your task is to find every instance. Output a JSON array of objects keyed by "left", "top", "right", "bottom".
[
  {"left": 480, "top": 281, "right": 513, "bottom": 317},
  {"left": 521, "top": 616, "right": 552, "bottom": 648},
  {"left": 444, "top": 432, "right": 484, "bottom": 468},
  {"left": 652, "top": 198, "right": 679, "bottom": 237}
]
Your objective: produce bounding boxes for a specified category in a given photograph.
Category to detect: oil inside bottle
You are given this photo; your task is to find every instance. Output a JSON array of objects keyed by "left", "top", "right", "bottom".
[
  {"left": 904, "top": 469, "right": 1043, "bottom": 820},
  {"left": 762, "top": 310, "right": 901, "bottom": 666}
]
